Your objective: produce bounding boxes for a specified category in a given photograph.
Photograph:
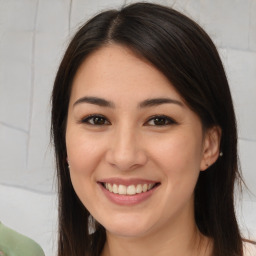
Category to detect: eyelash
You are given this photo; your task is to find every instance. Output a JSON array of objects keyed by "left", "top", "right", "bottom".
[
  {"left": 80, "top": 114, "right": 176, "bottom": 126},
  {"left": 81, "top": 114, "right": 111, "bottom": 126},
  {"left": 146, "top": 115, "right": 176, "bottom": 126}
]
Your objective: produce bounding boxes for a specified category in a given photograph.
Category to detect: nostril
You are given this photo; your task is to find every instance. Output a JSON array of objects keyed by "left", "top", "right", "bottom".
[{"left": 105, "top": 147, "right": 148, "bottom": 171}]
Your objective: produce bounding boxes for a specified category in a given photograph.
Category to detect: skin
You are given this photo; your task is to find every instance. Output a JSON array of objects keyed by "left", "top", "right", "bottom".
[{"left": 65, "top": 44, "right": 221, "bottom": 256}]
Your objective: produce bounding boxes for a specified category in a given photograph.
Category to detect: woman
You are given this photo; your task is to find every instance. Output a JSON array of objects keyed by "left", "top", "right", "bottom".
[{"left": 51, "top": 2, "right": 255, "bottom": 256}]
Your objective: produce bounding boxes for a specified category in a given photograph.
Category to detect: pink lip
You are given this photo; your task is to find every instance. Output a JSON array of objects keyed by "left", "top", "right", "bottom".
[
  {"left": 98, "top": 177, "right": 159, "bottom": 186},
  {"left": 98, "top": 182, "right": 160, "bottom": 206}
]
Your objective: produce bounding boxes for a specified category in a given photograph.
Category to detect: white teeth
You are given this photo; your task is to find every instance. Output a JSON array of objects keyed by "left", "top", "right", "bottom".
[
  {"left": 127, "top": 185, "right": 136, "bottom": 195},
  {"left": 142, "top": 184, "right": 148, "bottom": 192},
  {"left": 118, "top": 185, "right": 126, "bottom": 195},
  {"left": 112, "top": 184, "right": 118, "bottom": 194},
  {"left": 104, "top": 183, "right": 156, "bottom": 195},
  {"left": 148, "top": 184, "right": 153, "bottom": 190},
  {"left": 107, "top": 183, "right": 113, "bottom": 192},
  {"left": 136, "top": 184, "right": 143, "bottom": 193}
]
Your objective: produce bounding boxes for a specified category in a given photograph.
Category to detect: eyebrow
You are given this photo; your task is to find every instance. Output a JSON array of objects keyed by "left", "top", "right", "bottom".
[
  {"left": 73, "top": 96, "right": 184, "bottom": 108},
  {"left": 73, "top": 96, "right": 115, "bottom": 108},
  {"left": 139, "top": 98, "right": 184, "bottom": 108}
]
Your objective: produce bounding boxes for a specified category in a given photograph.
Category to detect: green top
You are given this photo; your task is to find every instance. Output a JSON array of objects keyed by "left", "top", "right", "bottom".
[{"left": 0, "top": 222, "right": 45, "bottom": 256}]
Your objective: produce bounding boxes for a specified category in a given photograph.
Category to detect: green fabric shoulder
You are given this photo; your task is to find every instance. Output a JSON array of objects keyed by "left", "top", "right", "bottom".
[{"left": 0, "top": 222, "right": 45, "bottom": 256}]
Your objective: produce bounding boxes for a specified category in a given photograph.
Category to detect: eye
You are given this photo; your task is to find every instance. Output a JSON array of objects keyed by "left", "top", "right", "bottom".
[
  {"left": 145, "top": 115, "right": 176, "bottom": 126},
  {"left": 81, "top": 114, "right": 111, "bottom": 126}
]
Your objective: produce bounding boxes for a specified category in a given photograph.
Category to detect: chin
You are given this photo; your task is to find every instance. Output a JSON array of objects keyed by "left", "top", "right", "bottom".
[
  {"left": 106, "top": 226, "right": 150, "bottom": 238},
  {"left": 101, "top": 216, "right": 155, "bottom": 238}
]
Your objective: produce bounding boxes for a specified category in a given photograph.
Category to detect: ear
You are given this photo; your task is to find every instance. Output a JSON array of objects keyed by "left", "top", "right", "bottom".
[{"left": 200, "top": 126, "right": 222, "bottom": 171}]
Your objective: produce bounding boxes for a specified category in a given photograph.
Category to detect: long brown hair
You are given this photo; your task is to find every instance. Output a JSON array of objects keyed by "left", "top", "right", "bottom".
[{"left": 51, "top": 3, "right": 245, "bottom": 255}]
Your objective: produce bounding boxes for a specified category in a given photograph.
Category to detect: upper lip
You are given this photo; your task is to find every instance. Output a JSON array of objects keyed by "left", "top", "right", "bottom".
[{"left": 98, "top": 178, "right": 160, "bottom": 186}]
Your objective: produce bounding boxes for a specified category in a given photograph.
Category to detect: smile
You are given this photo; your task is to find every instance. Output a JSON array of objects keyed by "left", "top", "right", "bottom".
[
  {"left": 98, "top": 178, "right": 161, "bottom": 205},
  {"left": 103, "top": 183, "right": 157, "bottom": 195}
]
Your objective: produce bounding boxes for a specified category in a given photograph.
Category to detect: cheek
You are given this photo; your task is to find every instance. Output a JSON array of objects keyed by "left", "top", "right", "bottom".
[
  {"left": 66, "top": 130, "right": 104, "bottom": 172},
  {"left": 152, "top": 132, "right": 202, "bottom": 172},
  {"left": 66, "top": 137, "right": 103, "bottom": 212},
  {"left": 150, "top": 133, "right": 202, "bottom": 199},
  {"left": 65, "top": 131, "right": 104, "bottom": 199}
]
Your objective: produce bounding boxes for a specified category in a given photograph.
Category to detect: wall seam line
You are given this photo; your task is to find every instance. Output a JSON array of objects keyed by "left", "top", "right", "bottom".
[
  {"left": 68, "top": 0, "right": 73, "bottom": 34},
  {"left": 26, "top": 0, "right": 40, "bottom": 166},
  {"left": 0, "top": 121, "right": 28, "bottom": 134},
  {"left": 0, "top": 182, "right": 56, "bottom": 195},
  {"left": 239, "top": 137, "right": 256, "bottom": 143}
]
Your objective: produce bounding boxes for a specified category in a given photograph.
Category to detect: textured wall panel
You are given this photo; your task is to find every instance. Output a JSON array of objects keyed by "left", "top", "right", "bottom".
[{"left": 0, "top": 0, "right": 255, "bottom": 254}]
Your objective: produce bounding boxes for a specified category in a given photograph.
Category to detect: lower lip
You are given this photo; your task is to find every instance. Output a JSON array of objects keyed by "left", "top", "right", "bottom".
[{"left": 99, "top": 184, "right": 158, "bottom": 206}]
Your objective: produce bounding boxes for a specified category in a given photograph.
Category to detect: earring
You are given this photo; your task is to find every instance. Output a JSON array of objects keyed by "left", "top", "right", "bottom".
[{"left": 219, "top": 152, "right": 223, "bottom": 157}]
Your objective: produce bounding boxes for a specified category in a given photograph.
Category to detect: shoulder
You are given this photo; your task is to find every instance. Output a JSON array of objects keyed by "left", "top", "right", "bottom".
[
  {"left": 0, "top": 222, "right": 45, "bottom": 256},
  {"left": 243, "top": 241, "right": 256, "bottom": 256}
]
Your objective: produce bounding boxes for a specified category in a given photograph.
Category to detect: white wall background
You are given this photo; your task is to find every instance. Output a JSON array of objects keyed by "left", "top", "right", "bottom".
[{"left": 0, "top": 0, "right": 255, "bottom": 255}]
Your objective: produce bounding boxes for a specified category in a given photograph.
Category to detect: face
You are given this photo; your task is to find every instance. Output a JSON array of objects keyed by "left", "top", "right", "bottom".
[{"left": 66, "top": 44, "right": 214, "bottom": 238}]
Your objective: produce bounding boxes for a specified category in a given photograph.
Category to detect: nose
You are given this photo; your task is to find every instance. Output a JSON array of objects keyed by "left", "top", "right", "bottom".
[{"left": 105, "top": 125, "right": 148, "bottom": 171}]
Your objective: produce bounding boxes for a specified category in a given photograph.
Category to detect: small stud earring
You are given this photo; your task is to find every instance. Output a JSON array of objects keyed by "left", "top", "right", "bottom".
[{"left": 219, "top": 152, "right": 223, "bottom": 157}]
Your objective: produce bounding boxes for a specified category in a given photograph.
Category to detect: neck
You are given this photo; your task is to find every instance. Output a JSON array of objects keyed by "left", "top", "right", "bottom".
[{"left": 101, "top": 213, "right": 213, "bottom": 256}]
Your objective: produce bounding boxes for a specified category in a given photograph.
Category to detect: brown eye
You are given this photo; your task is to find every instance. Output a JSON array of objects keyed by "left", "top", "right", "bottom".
[
  {"left": 82, "top": 115, "right": 110, "bottom": 125},
  {"left": 146, "top": 115, "right": 176, "bottom": 126}
]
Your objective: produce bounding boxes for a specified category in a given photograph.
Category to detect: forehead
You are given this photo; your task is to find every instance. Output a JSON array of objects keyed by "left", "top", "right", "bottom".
[{"left": 70, "top": 44, "right": 183, "bottom": 103}]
